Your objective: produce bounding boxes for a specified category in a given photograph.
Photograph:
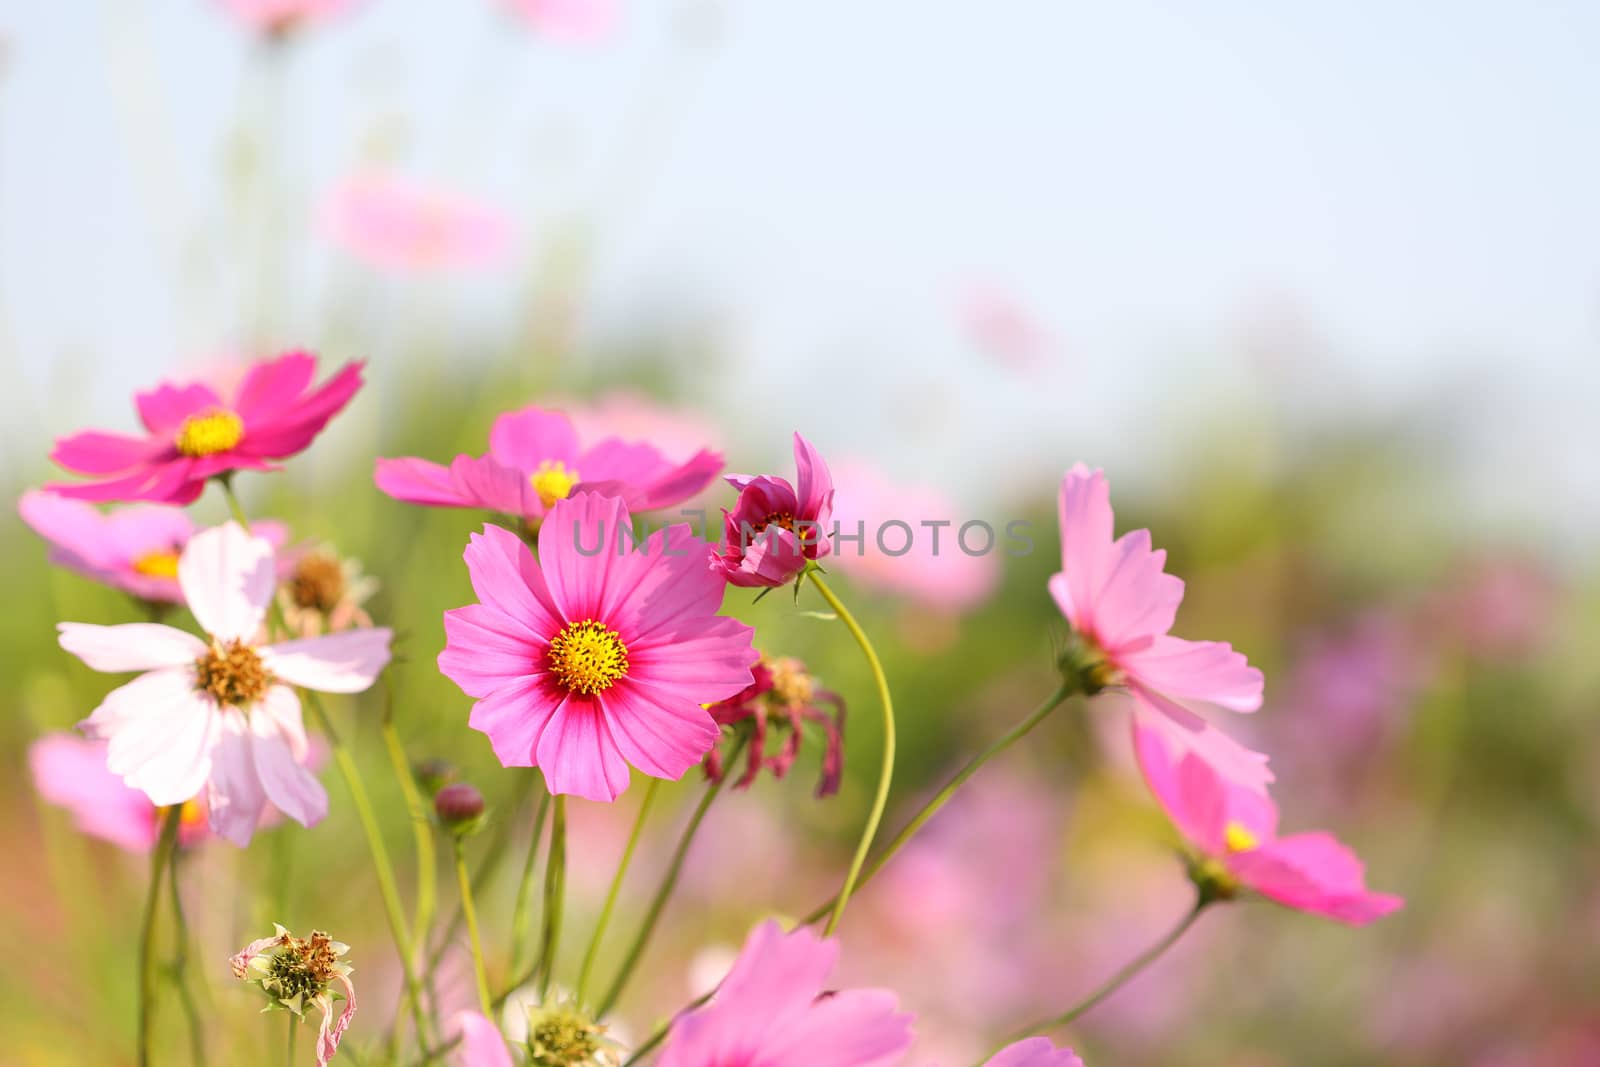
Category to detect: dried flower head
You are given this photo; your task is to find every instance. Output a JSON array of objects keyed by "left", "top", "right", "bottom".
[
  {"left": 704, "top": 654, "right": 845, "bottom": 797},
  {"left": 276, "top": 543, "right": 379, "bottom": 638},
  {"left": 231, "top": 924, "right": 357, "bottom": 1066},
  {"left": 523, "top": 998, "right": 619, "bottom": 1067}
]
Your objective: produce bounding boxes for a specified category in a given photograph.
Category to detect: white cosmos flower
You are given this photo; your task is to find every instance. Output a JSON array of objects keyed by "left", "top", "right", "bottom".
[{"left": 61, "top": 521, "right": 391, "bottom": 846}]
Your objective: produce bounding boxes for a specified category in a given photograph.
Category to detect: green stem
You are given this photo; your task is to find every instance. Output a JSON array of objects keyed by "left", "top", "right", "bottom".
[
  {"left": 303, "top": 691, "right": 432, "bottom": 1047},
  {"left": 138, "top": 807, "right": 181, "bottom": 1067},
  {"left": 168, "top": 846, "right": 209, "bottom": 1067},
  {"left": 455, "top": 841, "right": 494, "bottom": 1017},
  {"left": 437, "top": 777, "right": 540, "bottom": 978},
  {"left": 381, "top": 697, "right": 437, "bottom": 973},
  {"left": 988, "top": 898, "right": 1209, "bottom": 1057},
  {"left": 805, "top": 571, "right": 896, "bottom": 936},
  {"left": 217, "top": 475, "right": 252, "bottom": 529},
  {"left": 798, "top": 681, "right": 1075, "bottom": 926},
  {"left": 596, "top": 742, "right": 744, "bottom": 1018},
  {"left": 576, "top": 778, "right": 660, "bottom": 1005},
  {"left": 508, "top": 789, "right": 552, "bottom": 979},
  {"left": 536, "top": 795, "right": 568, "bottom": 999},
  {"left": 286, "top": 1014, "right": 299, "bottom": 1067}
]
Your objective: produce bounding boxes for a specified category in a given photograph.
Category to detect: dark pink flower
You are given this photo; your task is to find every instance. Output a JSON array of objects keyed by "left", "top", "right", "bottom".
[
  {"left": 714, "top": 432, "right": 835, "bottom": 588},
  {"left": 985, "top": 1038, "right": 1085, "bottom": 1067},
  {"left": 659, "top": 920, "right": 914, "bottom": 1067},
  {"left": 1134, "top": 722, "right": 1403, "bottom": 924},
  {"left": 703, "top": 655, "right": 846, "bottom": 796},
  {"left": 376, "top": 406, "right": 723, "bottom": 527},
  {"left": 1052, "top": 464, "right": 1270, "bottom": 793},
  {"left": 47, "top": 352, "right": 364, "bottom": 505},
  {"left": 438, "top": 492, "right": 757, "bottom": 802}
]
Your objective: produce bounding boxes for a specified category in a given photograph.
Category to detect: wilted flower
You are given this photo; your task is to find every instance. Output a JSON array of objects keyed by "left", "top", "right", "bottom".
[
  {"left": 276, "top": 543, "right": 378, "bottom": 637},
  {"left": 1134, "top": 723, "right": 1403, "bottom": 924},
  {"left": 231, "top": 924, "right": 356, "bottom": 1066},
  {"left": 61, "top": 522, "right": 391, "bottom": 844},
  {"left": 658, "top": 920, "right": 914, "bottom": 1067},
  {"left": 322, "top": 173, "right": 512, "bottom": 272},
  {"left": 1052, "top": 464, "right": 1270, "bottom": 793},
  {"left": 714, "top": 432, "right": 835, "bottom": 588},
  {"left": 985, "top": 1038, "right": 1085, "bottom": 1067},
  {"left": 703, "top": 655, "right": 846, "bottom": 796},
  {"left": 438, "top": 492, "right": 757, "bottom": 802},
  {"left": 46, "top": 352, "right": 364, "bottom": 505}
]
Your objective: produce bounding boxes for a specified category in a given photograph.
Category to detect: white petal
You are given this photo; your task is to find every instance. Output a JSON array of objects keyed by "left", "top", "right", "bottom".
[
  {"left": 178, "top": 522, "right": 276, "bottom": 642},
  {"left": 261, "top": 628, "right": 392, "bottom": 694},
  {"left": 250, "top": 705, "right": 327, "bottom": 827},
  {"left": 101, "top": 672, "right": 219, "bottom": 807},
  {"left": 207, "top": 708, "right": 268, "bottom": 847},
  {"left": 80, "top": 665, "right": 193, "bottom": 739},
  {"left": 58, "top": 623, "right": 205, "bottom": 673},
  {"left": 257, "top": 685, "right": 310, "bottom": 762}
]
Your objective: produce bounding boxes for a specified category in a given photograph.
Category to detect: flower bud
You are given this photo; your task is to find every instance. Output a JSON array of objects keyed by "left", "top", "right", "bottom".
[
  {"left": 413, "top": 757, "right": 459, "bottom": 797},
  {"left": 434, "top": 782, "right": 487, "bottom": 837}
]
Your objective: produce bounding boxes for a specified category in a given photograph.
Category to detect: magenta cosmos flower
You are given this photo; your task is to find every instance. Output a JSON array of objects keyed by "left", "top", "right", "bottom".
[
  {"left": 29, "top": 734, "right": 212, "bottom": 852},
  {"left": 322, "top": 172, "right": 512, "bottom": 272},
  {"left": 658, "top": 920, "right": 914, "bottom": 1067},
  {"left": 18, "top": 489, "right": 287, "bottom": 603},
  {"left": 714, "top": 432, "right": 835, "bottom": 588},
  {"left": 438, "top": 491, "right": 757, "bottom": 802},
  {"left": 61, "top": 522, "right": 392, "bottom": 845},
  {"left": 986, "top": 1038, "right": 1085, "bottom": 1067},
  {"left": 377, "top": 405, "right": 723, "bottom": 528},
  {"left": 1134, "top": 722, "right": 1403, "bottom": 924},
  {"left": 1052, "top": 464, "right": 1270, "bottom": 794},
  {"left": 47, "top": 352, "right": 364, "bottom": 505}
]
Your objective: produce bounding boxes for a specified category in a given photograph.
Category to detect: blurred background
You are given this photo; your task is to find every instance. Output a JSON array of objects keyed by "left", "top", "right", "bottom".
[{"left": 2, "top": 2, "right": 1598, "bottom": 1065}]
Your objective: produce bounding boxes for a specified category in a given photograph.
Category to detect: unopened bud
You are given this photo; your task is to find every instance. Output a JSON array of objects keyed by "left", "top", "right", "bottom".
[{"left": 434, "top": 782, "right": 487, "bottom": 837}]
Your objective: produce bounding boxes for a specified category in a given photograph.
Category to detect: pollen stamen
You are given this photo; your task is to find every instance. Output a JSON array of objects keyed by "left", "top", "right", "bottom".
[
  {"left": 175, "top": 410, "right": 245, "bottom": 457},
  {"left": 546, "top": 619, "right": 629, "bottom": 695},
  {"left": 531, "top": 460, "right": 580, "bottom": 508},
  {"left": 194, "top": 639, "right": 273, "bottom": 707},
  {"left": 132, "top": 550, "right": 181, "bottom": 578}
]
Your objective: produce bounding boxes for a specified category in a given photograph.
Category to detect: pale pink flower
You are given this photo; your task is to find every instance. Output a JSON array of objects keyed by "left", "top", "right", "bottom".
[
  {"left": 18, "top": 489, "right": 287, "bottom": 603},
  {"left": 828, "top": 459, "right": 1000, "bottom": 612},
  {"left": 46, "top": 352, "right": 365, "bottom": 505},
  {"left": 322, "top": 173, "right": 512, "bottom": 272},
  {"left": 1052, "top": 464, "right": 1271, "bottom": 793},
  {"left": 565, "top": 391, "right": 725, "bottom": 470},
  {"left": 714, "top": 432, "right": 835, "bottom": 588},
  {"left": 276, "top": 543, "right": 379, "bottom": 637},
  {"left": 438, "top": 491, "right": 757, "bottom": 802},
  {"left": 501, "top": 0, "right": 618, "bottom": 43},
  {"left": 28, "top": 734, "right": 211, "bottom": 851},
  {"left": 376, "top": 405, "right": 723, "bottom": 527},
  {"left": 658, "top": 920, "right": 914, "bottom": 1067},
  {"left": 1134, "top": 722, "right": 1403, "bottom": 924},
  {"left": 447, "top": 1011, "right": 513, "bottom": 1067},
  {"left": 216, "top": 0, "right": 352, "bottom": 33},
  {"left": 959, "top": 281, "right": 1057, "bottom": 372},
  {"left": 61, "top": 522, "right": 392, "bottom": 845},
  {"left": 231, "top": 925, "right": 356, "bottom": 1066},
  {"left": 985, "top": 1038, "right": 1084, "bottom": 1067}
]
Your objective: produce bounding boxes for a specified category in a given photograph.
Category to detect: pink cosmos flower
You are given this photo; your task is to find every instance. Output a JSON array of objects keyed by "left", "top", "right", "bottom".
[
  {"left": 714, "top": 432, "right": 835, "bottom": 588},
  {"left": 447, "top": 1010, "right": 513, "bottom": 1067},
  {"left": 658, "top": 920, "right": 915, "bottom": 1067},
  {"left": 985, "top": 1038, "right": 1085, "bottom": 1067},
  {"left": 231, "top": 925, "right": 356, "bottom": 1066},
  {"left": 61, "top": 522, "right": 392, "bottom": 845},
  {"left": 501, "top": 0, "right": 618, "bottom": 43},
  {"left": 1052, "top": 464, "right": 1271, "bottom": 793},
  {"left": 216, "top": 0, "right": 353, "bottom": 33},
  {"left": 376, "top": 405, "right": 723, "bottom": 527},
  {"left": 322, "top": 173, "right": 512, "bottom": 272},
  {"left": 958, "top": 281, "right": 1058, "bottom": 372},
  {"left": 1134, "top": 722, "right": 1403, "bottom": 924},
  {"left": 28, "top": 734, "right": 211, "bottom": 852},
  {"left": 438, "top": 491, "right": 757, "bottom": 802},
  {"left": 47, "top": 352, "right": 364, "bottom": 506},
  {"left": 18, "top": 489, "right": 288, "bottom": 603},
  {"left": 565, "top": 391, "right": 725, "bottom": 472}
]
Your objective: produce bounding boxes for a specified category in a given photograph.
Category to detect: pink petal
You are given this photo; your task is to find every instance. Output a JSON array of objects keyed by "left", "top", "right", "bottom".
[
  {"left": 261, "top": 628, "right": 392, "bottom": 693},
  {"left": 578, "top": 440, "right": 724, "bottom": 511},
  {"left": 232, "top": 351, "right": 315, "bottom": 423},
  {"left": 440, "top": 605, "right": 545, "bottom": 699},
  {"left": 763, "top": 988, "right": 913, "bottom": 1067},
  {"left": 1128, "top": 693, "right": 1274, "bottom": 796},
  {"left": 1082, "top": 529, "right": 1184, "bottom": 651},
  {"left": 206, "top": 708, "right": 270, "bottom": 846},
  {"left": 448, "top": 1011, "right": 515, "bottom": 1067},
  {"left": 235, "top": 358, "right": 365, "bottom": 458},
  {"left": 179, "top": 522, "right": 277, "bottom": 641},
  {"left": 1132, "top": 720, "right": 1234, "bottom": 855},
  {"left": 29, "top": 733, "right": 160, "bottom": 853},
  {"left": 374, "top": 456, "right": 476, "bottom": 507},
  {"left": 625, "top": 616, "right": 759, "bottom": 703},
  {"left": 1054, "top": 463, "right": 1114, "bottom": 633},
  {"left": 447, "top": 454, "right": 539, "bottom": 517},
  {"left": 50, "top": 430, "right": 166, "bottom": 475},
  {"left": 250, "top": 688, "right": 328, "bottom": 827},
  {"left": 985, "top": 1038, "right": 1085, "bottom": 1067},
  {"left": 19, "top": 490, "right": 117, "bottom": 570},
  {"left": 316, "top": 976, "right": 357, "bottom": 1067},
  {"left": 536, "top": 700, "right": 631, "bottom": 801},
  {"left": 58, "top": 622, "right": 206, "bottom": 672},
  {"left": 466, "top": 675, "right": 564, "bottom": 768},
  {"left": 791, "top": 432, "right": 835, "bottom": 535},
  {"left": 487, "top": 406, "right": 580, "bottom": 470},
  {"left": 1120, "top": 634, "right": 1264, "bottom": 713},
  {"left": 597, "top": 684, "right": 720, "bottom": 779},
  {"left": 136, "top": 382, "right": 223, "bottom": 434},
  {"left": 1230, "top": 831, "right": 1404, "bottom": 925},
  {"left": 462, "top": 524, "right": 564, "bottom": 635}
]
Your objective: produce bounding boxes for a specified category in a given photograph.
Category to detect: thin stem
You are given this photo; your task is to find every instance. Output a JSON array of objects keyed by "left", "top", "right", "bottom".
[
  {"left": 455, "top": 841, "right": 494, "bottom": 1018},
  {"left": 303, "top": 690, "right": 432, "bottom": 1047},
  {"left": 435, "top": 778, "right": 540, "bottom": 977},
  {"left": 168, "top": 846, "right": 209, "bottom": 1067},
  {"left": 536, "top": 795, "right": 568, "bottom": 999},
  {"left": 381, "top": 697, "right": 437, "bottom": 972},
  {"left": 596, "top": 741, "right": 744, "bottom": 1018},
  {"left": 138, "top": 807, "right": 181, "bottom": 1067},
  {"left": 508, "top": 789, "right": 553, "bottom": 979},
  {"left": 217, "top": 475, "right": 252, "bottom": 529},
  {"left": 805, "top": 571, "right": 896, "bottom": 936},
  {"left": 576, "top": 778, "right": 660, "bottom": 1005},
  {"left": 285, "top": 1014, "right": 299, "bottom": 1067},
  {"left": 798, "top": 681, "right": 1075, "bottom": 926},
  {"left": 989, "top": 899, "right": 1210, "bottom": 1057}
]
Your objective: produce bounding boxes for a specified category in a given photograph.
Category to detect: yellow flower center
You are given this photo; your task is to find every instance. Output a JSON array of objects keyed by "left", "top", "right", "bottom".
[
  {"left": 165, "top": 798, "right": 207, "bottom": 828},
  {"left": 530, "top": 461, "right": 580, "bottom": 508},
  {"left": 175, "top": 410, "right": 245, "bottom": 457},
  {"left": 194, "top": 639, "right": 273, "bottom": 707},
  {"left": 1224, "top": 821, "right": 1260, "bottom": 853},
  {"left": 132, "top": 550, "right": 181, "bottom": 578},
  {"left": 546, "top": 619, "right": 629, "bottom": 695},
  {"left": 767, "top": 656, "right": 816, "bottom": 708}
]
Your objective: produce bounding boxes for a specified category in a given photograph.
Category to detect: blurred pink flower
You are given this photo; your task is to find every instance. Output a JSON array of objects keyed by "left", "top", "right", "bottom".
[
  {"left": 216, "top": 0, "right": 353, "bottom": 34},
  {"left": 986, "top": 1037, "right": 1084, "bottom": 1067},
  {"left": 1134, "top": 722, "right": 1402, "bottom": 924},
  {"left": 959, "top": 281, "right": 1057, "bottom": 372},
  {"left": 19, "top": 489, "right": 287, "bottom": 603},
  {"left": 1426, "top": 554, "right": 1556, "bottom": 661},
  {"left": 714, "top": 432, "right": 834, "bottom": 588},
  {"left": 61, "top": 522, "right": 391, "bottom": 845},
  {"left": 565, "top": 391, "right": 724, "bottom": 468},
  {"left": 1052, "top": 464, "right": 1270, "bottom": 793},
  {"left": 437, "top": 493, "right": 756, "bottom": 802},
  {"left": 659, "top": 920, "right": 914, "bottom": 1067},
  {"left": 28, "top": 734, "right": 211, "bottom": 851},
  {"left": 47, "top": 352, "right": 364, "bottom": 505},
  {"left": 502, "top": 0, "right": 618, "bottom": 43},
  {"left": 376, "top": 406, "right": 724, "bottom": 526},
  {"left": 447, "top": 1010, "right": 513, "bottom": 1067},
  {"left": 322, "top": 173, "right": 512, "bottom": 272},
  {"left": 276, "top": 542, "right": 380, "bottom": 638},
  {"left": 829, "top": 459, "right": 1000, "bottom": 613}
]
